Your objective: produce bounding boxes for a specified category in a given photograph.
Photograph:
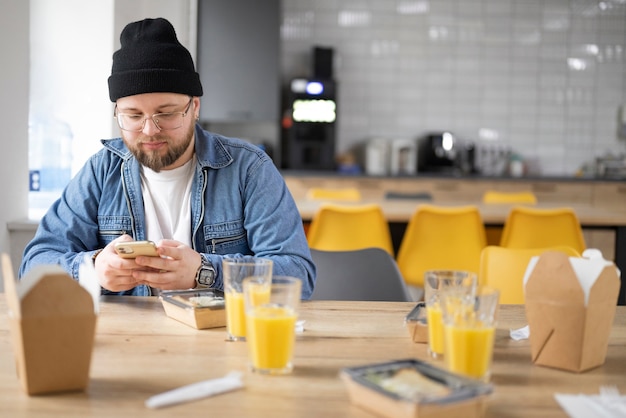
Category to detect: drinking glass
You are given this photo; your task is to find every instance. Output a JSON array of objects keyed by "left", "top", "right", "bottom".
[
  {"left": 222, "top": 257, "right": 273, "bottom": 341},
  {"left": 441, "top": 285, "right": 500, "bottom": 382},
  {"left": 424, "top": 270, "right": 477, "bottom": 359},
  {"left": 243, "top": 276, "right": 302, "bottom": 375}
]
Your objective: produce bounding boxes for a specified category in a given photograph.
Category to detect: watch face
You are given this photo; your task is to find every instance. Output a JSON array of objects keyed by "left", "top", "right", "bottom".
[{"left": 198, "top": 267, "right": 215, "bottom": 286}]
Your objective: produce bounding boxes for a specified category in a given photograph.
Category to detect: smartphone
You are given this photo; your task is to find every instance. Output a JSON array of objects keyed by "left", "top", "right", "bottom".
[{"left": 114, "top": 240, "right": 159, "bottom": 258}]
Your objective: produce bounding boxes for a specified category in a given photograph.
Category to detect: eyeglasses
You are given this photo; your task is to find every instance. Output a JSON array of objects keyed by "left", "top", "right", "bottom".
[{"left": 114, "top": 98, "right": 193, "bottom": 132}]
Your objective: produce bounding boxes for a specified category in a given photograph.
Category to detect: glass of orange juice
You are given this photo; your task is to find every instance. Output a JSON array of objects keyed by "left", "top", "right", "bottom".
[
  {"left": 243, "top": 276, "right": 302, "bottom": 375},
  {"left": 222, "top": 257, "right": 273, "bottom": 341},
  {"left": 441, "top": 286, "right": 500, "bottom": 382},
  {"left": 424, "top": 270, "right": 476, "bottom": 359}
]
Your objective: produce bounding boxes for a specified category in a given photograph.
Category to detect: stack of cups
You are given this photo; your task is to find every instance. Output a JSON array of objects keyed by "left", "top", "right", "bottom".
[
  {"left": 424, "top": 270, "right": 477, "bottom": 359},
  {"left": 223, "top": 257, "right": 302, "bottom": 375},
  {"left": 223, "top": 257, "right": 273, "bottom": 342},
  {"left": 424, "top": 270, "right": 500, "bottom": 382}
]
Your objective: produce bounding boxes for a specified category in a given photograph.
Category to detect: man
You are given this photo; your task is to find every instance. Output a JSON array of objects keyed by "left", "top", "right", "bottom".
[{"left": 19, "top": 17, "right": 316, "bottom": 298}]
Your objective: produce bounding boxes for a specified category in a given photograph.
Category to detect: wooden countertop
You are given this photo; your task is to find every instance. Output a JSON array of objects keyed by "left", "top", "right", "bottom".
[
  {"left": 294, "top": 198, "right": 626, "bottom": 226},
  {"left": 280, "top": 170, "right": 626, "bottom": 183},
  {"left": 1, "top": 296, "right": 624, "bottom": 417}
]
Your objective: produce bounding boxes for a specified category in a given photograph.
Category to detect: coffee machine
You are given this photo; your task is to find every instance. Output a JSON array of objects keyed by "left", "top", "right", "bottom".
[
  {"left": 281, "top": 78, "right": 336, "bottom": 170},
  {"left": 417, "top": 132, "right": 475, "bottom": 174},
  {"left": 281, "top": 47, "right": 337, "bottom": 170}
]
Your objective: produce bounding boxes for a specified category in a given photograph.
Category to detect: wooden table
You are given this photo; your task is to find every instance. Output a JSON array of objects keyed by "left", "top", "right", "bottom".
[
  {"left": 295, "top": 199, "right": 626, "bottom": 305},
  {"left": 0, "top": 296, "right": 624, "bottom": 417}
]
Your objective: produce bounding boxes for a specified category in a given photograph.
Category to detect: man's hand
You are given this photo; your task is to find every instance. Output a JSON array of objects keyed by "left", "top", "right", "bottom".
[
  {"left": 94, "top": 236, "right": 202, "bottom": 292},
  {"left": 131, "top": 239, "right": 202, "bottom": 291},
  {"left": 93, "top": 235, "right": 144, "bottom": 292}
]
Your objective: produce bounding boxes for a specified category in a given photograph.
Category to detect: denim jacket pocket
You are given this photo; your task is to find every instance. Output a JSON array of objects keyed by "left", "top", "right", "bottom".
[
  {"left": 97, "top": 215, "right": 133, "bottom": 245},
  {"left": 203, "top": 219, "right": 249, "bottom": 254}
]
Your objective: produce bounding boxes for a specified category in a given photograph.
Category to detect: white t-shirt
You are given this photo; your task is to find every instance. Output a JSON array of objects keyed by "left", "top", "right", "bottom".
[{"left": 140, "top": 157, "right": 195, "bottom": 246}]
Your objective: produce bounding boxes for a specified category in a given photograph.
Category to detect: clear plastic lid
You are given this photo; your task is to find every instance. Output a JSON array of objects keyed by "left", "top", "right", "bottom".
[
  {"left": 341, "top": 358, "right": 493, "bottom": 404},
  {"left": 160, "top": 289, "right": 225, "bottom": 310},
  {"left": 404, "top": 301, "right": 427, "bottom": 324}
]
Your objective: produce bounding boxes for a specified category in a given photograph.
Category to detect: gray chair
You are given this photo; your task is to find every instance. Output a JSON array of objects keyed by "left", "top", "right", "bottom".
[{"left": 310, "top": 247, "right": 413, "bottom": 301}]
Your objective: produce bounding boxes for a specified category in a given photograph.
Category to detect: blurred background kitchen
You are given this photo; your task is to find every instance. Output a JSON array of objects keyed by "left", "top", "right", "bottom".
[
  {"left": 219, "top": 0, "right": 625, "bottom": 180},
  {"left": 1, "top": 0, "right": 625, "bottom": 288}
]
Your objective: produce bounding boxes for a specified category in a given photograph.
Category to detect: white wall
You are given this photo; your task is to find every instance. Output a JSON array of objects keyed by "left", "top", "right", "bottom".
[{"left": 1, "top": 0, "right": 30, "bottom": 289}]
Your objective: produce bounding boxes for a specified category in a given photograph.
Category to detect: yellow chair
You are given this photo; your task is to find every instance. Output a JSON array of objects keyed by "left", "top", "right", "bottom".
[
  {"left": 482, "top": 190, "right": 537, "bottom": 204},
  {"left": 479, "top": 245, "right": 581, "bottom": 304},
  {"left": 307, "top": 203, "right": 394, "bottom": 256},
  {"left": 396, "top": 205, "right": 487, "bottom": 288},
  {"left": 306, "top": 187, "right": 362, "bottom": 201},
  {"left": 499, "top": 206, "right": 586, "bottom": 254},
  {"left": 482, "top": 190, "right": 537, "bottom": 245}
]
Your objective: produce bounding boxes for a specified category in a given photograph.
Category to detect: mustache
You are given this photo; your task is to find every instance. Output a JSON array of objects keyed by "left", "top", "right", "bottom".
[{"left": 136, "top": 135, "right": 169, "bottom": 144}]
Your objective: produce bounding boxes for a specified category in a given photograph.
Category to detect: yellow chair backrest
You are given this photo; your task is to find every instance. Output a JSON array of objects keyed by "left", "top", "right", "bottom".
[
  {"left": 499, "top": 206, "right": 586, "bottom": 254},
  {"left": 306, "top": 188, "right": 362, "bottom": 202},
  {"left": 482, "top": 190, "right": 537, "bottom": 204},
  {"left": 307, "top": 203, "right": 394, "bottom": 256},
  {"left": 479, "top": 245, "right": 581, "bottom": 304},
  {"left": 396, "top": 205, "right": 487, "bottom": 287}
]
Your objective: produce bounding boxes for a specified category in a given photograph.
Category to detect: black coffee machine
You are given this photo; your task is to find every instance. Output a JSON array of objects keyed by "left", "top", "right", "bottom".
[
  {"left": 417, "top": 132, "right": 475, "bottom": 174},
  {"left": 281, "top": 47, "right": 337, "bottom": 170}
]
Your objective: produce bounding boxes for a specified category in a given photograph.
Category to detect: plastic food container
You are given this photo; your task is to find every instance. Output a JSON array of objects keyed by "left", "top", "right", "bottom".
[
  {"left": 340, "top": 359, "right": 492, "bottom": 418},
  {"left": 159, "top": 289, "right": 226, "bottom": 329},
  {"left": 405, "top": 302, "right": 428, "bottom": 343}
]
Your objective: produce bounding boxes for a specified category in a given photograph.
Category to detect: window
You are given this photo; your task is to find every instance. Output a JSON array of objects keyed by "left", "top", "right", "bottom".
[{"left": 28, "top": 0, "right": 114, "bottom": 218}]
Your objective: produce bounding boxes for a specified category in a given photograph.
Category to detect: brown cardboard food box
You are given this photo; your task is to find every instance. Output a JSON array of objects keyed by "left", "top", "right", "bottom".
[
  {"left": 341, "top": 359, "right": 492, "bottom": 418},
  {"left": 160, "top": 289, "right": 226, "bottom": 329},
  {"left": 404, "top": 302, "right": 428, "bottom": 343},
  {"left": 2, "top": 254, "right": 97, "bottom": 395},
  {"left": 523, "top": 250, "right": 620, "bottom": 373}
]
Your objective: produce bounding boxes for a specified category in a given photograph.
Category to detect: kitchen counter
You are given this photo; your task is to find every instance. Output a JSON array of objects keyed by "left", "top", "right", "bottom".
[
  {"left": 281, "top": 171, "right": 625, "bottom": 282},
  {"left": 280, "top": 169, "right": 626, "bottom": 183},
  {"left": 280, "top": 171, "right": 626, "bottom": 208}
]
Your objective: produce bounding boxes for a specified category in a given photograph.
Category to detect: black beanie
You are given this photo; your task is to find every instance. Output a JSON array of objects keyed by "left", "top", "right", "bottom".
[{"left": 108, "top": 17, "right": 203, "bottom": 102}]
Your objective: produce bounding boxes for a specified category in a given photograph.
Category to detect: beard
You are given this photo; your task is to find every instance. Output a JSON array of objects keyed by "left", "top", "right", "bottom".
[{"left": 123, "top": 122, "right": 195, "bottom": 172}]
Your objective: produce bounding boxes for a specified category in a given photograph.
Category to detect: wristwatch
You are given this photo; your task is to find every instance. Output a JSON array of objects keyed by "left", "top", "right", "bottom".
[{"left": 195, "top": 254, "right": 216, "bottom": 288}]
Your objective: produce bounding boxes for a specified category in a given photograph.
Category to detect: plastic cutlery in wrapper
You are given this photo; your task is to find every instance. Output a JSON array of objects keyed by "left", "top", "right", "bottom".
[{"left": 145, "top": 371, "right": 244, "bottom": 408}]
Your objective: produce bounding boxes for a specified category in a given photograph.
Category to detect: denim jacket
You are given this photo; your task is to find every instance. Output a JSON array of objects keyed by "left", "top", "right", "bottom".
[{"left": 19, "top": 125, "right": 316, "bottom": 298}]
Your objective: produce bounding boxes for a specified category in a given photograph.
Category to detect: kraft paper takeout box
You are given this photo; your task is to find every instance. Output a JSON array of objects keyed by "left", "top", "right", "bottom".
[
  {"left": 2, "top": 254, "right": 98, "bottom": 395},
  {"left": 523, "top": 250, "right": 620, "bottom": 373},
  {"left": 405, "top": 302, "right": 428, "bottom": 343},
  {"left": 160, "top": 289, "right": 226, "bottom": 329},
  {"left": 341, "top": 359, "right": 492, "bottom": 418}
]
